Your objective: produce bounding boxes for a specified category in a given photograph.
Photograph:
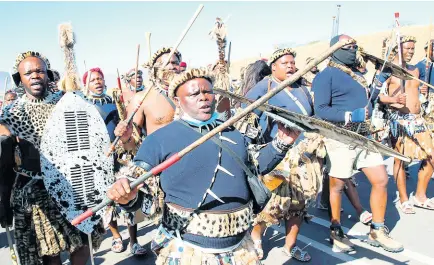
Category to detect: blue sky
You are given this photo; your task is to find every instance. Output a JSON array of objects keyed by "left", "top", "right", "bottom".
[{"left": 1, "top": 1, "right": 433, "bottom": 89}]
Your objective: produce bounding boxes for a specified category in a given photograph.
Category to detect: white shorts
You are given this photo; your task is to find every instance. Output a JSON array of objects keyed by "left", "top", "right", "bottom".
[{"left": 324, "top": 138, "right": 385, "bottom": 179}]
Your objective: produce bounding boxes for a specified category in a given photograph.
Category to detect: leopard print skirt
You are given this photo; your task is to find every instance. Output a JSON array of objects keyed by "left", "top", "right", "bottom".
[
  {"left": 254, "top": 133, "right": 326, "bottom": 226},
  {"left": 162, "top": 202, "right": 253, "bottom": 238},
  {"left": 11, "top": 178, "right": 105, "bottom": 265}
]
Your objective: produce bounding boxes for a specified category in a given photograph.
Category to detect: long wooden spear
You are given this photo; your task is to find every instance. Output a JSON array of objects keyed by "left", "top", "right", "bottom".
[
  {"left": 162, "top": 4, "right": 204, "bottom": 68},
  {"left": 72, "top": 38, "right": 353, "bottom": 226},
  {"left": 423, "top": 18, "right": 433, "bottom": 101},
  {"left": 134, "top": 44, "right": 140, "bottom": 93},
  {"left": 106, "top": 4, "right": 205, "bottom": 156},
  {"left": 145, "top": 32, "right": 152, "bottom": 60}
]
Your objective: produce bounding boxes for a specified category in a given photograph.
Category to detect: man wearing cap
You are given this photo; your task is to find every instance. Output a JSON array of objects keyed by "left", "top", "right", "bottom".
[
  {"left": 107, "top": 67, "right": 298, "bottom": 264},
  {"left": 313, "top": 34, "right": 403, "bottom": 253}
]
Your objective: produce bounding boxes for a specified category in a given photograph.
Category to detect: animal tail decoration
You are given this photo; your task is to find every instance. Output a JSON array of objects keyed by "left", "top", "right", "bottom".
[
  {"left": 58, "top": 22, "right": 82, "bottom": 92},
  {"left": 209, "top": 17, "right": 231, "bottom": 92}
]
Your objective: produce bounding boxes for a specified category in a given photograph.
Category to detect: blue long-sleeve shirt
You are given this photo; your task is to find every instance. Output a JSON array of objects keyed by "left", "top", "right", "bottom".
[
  {"left": 416, "top": 58, "right": 434, "bottom": 87},
  {"left": 244, "top": 77, "right": 313, "bottom": 142},
  {"left": 312, "top": 66, "right": 375, "bottom": 122},
  {"left": 125, "top": 119, "right": 286, "bottom": 249}
]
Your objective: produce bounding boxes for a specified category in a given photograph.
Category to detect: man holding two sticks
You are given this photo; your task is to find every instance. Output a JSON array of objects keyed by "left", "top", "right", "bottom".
[{"left": 108, "top": 68, "right": 299, "bottom": 264}]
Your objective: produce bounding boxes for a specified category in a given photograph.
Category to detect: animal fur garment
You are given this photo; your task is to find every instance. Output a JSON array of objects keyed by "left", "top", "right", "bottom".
[
  {"left": 268, "top": 48, "right": 297, "bottom": 65},
  {"left": 57, "top": 23, "right": 82, "bottom": 92},
  {"left": 209, "top": 18, "right": 231, "bottom": 92}
]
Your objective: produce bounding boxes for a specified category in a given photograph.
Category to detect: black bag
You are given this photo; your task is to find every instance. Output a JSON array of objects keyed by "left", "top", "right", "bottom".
[{"left": 178, "top": 121, "right": 271, "bottom": 214}]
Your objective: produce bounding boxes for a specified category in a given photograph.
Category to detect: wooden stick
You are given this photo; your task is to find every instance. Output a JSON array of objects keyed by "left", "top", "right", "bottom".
[
  {"left": 106, "top": 5, "right": 204, "bottom": 157},
  {"left": 134, "top": 44, "right": 140, "bottom": 93},
  {"left": 3, "top": 76, "right": 8, "bottom": 102},
  {"left": 85, "top": 70, "right": 91, "bottom": 95},
  {"left": 145, "top": 32, "right": 152, "bottom": 59},
  {"left": 162, "top": 4, "right": 204, "bottom": 67},
  {"left": 409, "top": 75, "right": 434, "bottom": 90},
  {"left": 227, "top": 41, "right": 232, "bottom": 71},
  {"left": 116, "top": 68, "right": 122, "bottom": 90},
  {"left": 105, "top": 85, "right": 151, "bottom": 157},
  {"left": 424, "top": 18, "right": 433, "bottom": 99},
  {"left": 72, "top": 39, "right": 352, "bottom": 226},
  {"left": 395, "top": 12, "right": 405, "bottom": 94}
]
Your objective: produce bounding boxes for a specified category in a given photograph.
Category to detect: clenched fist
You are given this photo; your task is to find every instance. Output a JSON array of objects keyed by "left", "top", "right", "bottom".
[
  {"left": 107, "top": 178, "right": 143, "bottom": 205},
  {"left": 114, "top": 121, "right": 133, "bottom": 143}
]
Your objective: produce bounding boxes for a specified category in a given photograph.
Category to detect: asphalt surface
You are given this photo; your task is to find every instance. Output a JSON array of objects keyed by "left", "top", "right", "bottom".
[{"left": 2, "top": 157, "right": 434, "bottom": 265}]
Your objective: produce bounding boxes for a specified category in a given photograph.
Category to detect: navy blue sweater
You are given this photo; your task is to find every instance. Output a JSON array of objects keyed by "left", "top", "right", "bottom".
[
  {"left": 416, "top": 59, "right": 434, "bottom": 86},
  {"left": 244, "top": 77, "right": 313, "bottom": 142},
  {"left": 127, "top": 119, "right": 285, "bottom": 249},
  {"left": 312, "top": 66, "right": 376, "bottom": 122}
]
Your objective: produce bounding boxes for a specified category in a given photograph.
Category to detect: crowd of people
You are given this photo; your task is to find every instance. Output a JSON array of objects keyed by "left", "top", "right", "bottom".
[{"left": 1, "top": 20, "right": 434, "bottom": 265}]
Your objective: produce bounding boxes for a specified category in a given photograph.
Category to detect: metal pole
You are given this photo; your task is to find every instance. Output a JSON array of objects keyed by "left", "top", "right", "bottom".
[{"left": 336, "top": 5, "right": 341, "bottom": 36}]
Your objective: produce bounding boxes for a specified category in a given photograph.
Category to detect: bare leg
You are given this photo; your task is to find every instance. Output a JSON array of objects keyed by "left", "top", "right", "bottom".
[
  {"left": 283, "top": 216, "right": 302, "bottom": 251},
  {"left": 109, "top": 220, "right": 122, "bottom": 239},
  {"left": 42, "top": 255, "right": 62, "bottom": 265},
  {"left": 329, "top": 176, "right": 346, "bottom": 225},
  {"left": 343, "top": 179, "right": 364, "bottom": 216},
  {"left": 70, "top": 246, "right": 90, "bottom": 265},
  {"left": 415, "top": 159, "right": 433, "bottom": 202},
  {"left": 361, "top": 165, "right": 388, "bottom": 223},
  {"left": 128, "top": 224, "right": 138, "bottom": 246},
  {"left": 251, "top": 222, "right": 266, "bottom": 259},
  {"left": 393, "top": 158, "right": 409, "bottom": 203}
]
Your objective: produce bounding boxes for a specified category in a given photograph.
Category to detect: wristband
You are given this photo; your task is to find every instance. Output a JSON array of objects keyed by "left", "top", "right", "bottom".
[{"left": 272, "top": 135, "right": 293, "bottom": 153}]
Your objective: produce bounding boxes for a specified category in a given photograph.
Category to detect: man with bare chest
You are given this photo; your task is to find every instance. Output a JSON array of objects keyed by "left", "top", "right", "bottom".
[
  {"left": 377, "top": 35, "right": 434, "bottom": 213},
  {"left": 127, "top": 47, "right": 181, "bottom": 136}
]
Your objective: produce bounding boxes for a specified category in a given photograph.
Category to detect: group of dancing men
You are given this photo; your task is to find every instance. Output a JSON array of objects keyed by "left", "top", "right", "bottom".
[{"left": 1, "top": 21, "right": 434, "bottom": 265}]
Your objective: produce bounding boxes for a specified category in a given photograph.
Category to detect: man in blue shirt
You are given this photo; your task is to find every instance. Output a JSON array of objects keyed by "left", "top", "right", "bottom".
[
  {"left": 313, "top": 34, "right": 403, "bottom": 253},
  {"left": 244, "top": 48, "right": 316, "bottom": 262},
  {"left": 107, "top": 68, "right": 299, "bottom": 265},
  {"left": 416, "top": 40, "right": 434, "bottom": 118}
]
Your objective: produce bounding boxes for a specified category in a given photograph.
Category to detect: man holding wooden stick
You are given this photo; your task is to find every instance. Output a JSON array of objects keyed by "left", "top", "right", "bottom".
[
  {"left": 82, "top": 67, "right": 147, "bottom": 256},
  {"left": 313, "top": 34, "right": 403, "bottom": 253},
  {"left": 377, "top": 36, "right": 434, "bottom": 213},
  {"left": 107, "top": 68, "right": 299, "bottom": 264},
  {"left": 243, "top": 47, "right": 317, "bottom": 262},
  {"left": 127, "top": 47, "right": 181, "bottom": 136}
]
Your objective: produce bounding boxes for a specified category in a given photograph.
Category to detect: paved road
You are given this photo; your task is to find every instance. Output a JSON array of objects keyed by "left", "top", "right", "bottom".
[{"left": 2, "top": 157, "right": 434, "bottom": 264}]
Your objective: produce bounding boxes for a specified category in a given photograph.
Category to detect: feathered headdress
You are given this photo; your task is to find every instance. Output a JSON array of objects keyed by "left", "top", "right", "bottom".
[
  {"left": 382, "top": 35, "right": 417, "bottom": 61},
  {"left": 57, "top": 22, "right": 82, "bottom": 92},
  {"left": 209, "top": 17, "right": 230, "bottom": 92}
]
